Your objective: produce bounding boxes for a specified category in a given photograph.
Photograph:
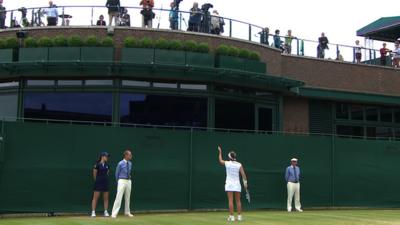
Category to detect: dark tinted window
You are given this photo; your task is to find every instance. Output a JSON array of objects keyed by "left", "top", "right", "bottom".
[
  {"left": 120, "top": 94, "right": 207, "bottom": 127},
  {"left": 336, "top": 125, "right": 363, "bottom": 138},
  {"left": 350, "top": 105, "right": 364, "bottom": 121},
  {"left": 380, "top": 108, "right": 393, "bottom": 123},
  {"left": 215, "top": 99, "right": 255, "bottom": 130},
  {"left": 24, "top": 92, "right": 112, "bottom": 123},
  {"left": 336, "top": 103, "right": 349, "bottom": 119},
  {"left": 367, "top": 127, "right": 393, "bottom": 140},
  {"left": 394, "top": 109, "right": 400, "bottom": 123},
  {"left": 395, "top": 128, "right": 400, "bottom": 139},
  {"left": 366, "top": 107, "right": 378, "bottom": 122}
]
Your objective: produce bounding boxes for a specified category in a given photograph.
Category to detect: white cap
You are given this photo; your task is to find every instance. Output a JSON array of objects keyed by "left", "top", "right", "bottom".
[{"left": 291, "top": 158, "right": 298, "bottom": 162}]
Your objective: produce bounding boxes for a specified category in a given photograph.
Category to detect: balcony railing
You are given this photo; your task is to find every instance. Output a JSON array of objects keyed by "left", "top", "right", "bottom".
[{"left": 0, "top": 5, "right": 396, "bottom": 67}]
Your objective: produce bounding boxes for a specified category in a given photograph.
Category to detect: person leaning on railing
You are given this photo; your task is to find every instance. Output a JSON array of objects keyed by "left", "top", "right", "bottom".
[
  {"left": 97, "top": 15, "right": 107, "bottom": 26},
  {"left": 273, "top": 29, "right": 284, "bottom": 52},
  {"left": 45, "top": 1, "right": 58, "bottom": 26},
  {"left": 210, "top": 10, "right": 224, "bottom": 35},
  {"left": 317, "top": 32, "right": 329, "bottom": 59},
  {"left": 284, "top": 30, "right": 296, "bottom": 54},
  {"left": 140, "top": 0, "right": 155, "bottom": 28},
  {"left": 169, "top": 1, "right": 179, "bottom": 30},
  {"left": 188, "top": 2, "right": 202, "bottom": 32},
  {"left": 0, "top": 2, "right": 6, "bottom": 29},
  {"left": 393, "top": 41, "right": 400, "bottom": 68},
  {"left": 106, "top": 0, "right": 120, "bottom": 26}
]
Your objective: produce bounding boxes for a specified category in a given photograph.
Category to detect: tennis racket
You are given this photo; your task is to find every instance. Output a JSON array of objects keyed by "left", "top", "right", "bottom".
[{"left": 245, "top": 188, "right": 251, "bottom": 204}]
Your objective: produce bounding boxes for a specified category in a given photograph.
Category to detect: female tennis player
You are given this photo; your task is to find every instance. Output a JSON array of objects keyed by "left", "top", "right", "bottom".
[
  {"left": 91, "top": 152, "right": 110, "bottom": 217},
  {"left": 218, "top": 145, "right": 248, "bottom": 222}
]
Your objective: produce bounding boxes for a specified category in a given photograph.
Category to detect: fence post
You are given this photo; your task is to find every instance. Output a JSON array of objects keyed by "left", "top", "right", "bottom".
[
  {"left": 248, "top": 24, "right": 251, "bottom": 41},
  {"left": 336, "top": 45, "right": 339, "bottom": 60},
  {"left": 91, "top": 7, "right": 94, "bottom": 26},
  {"left": 296, "top": 39, "right": 300, "bottom": 55},
  {"left": 352, "top": 48, "right": 356, "bottom": 63},
  {"left": 229, "top": 19, "right": 232, "bottom": 38},
  {"left": 179, "top": 12, "right": 183, "bottom": 30},
  {"left": 9, "top": 11, "right": 13, "bottom": 27},
  {"left": 188, "top": 128, "right": 194, "bottom": 210},
  {"left": 330, "top": 134, "right": 335, "bottom": 207}
]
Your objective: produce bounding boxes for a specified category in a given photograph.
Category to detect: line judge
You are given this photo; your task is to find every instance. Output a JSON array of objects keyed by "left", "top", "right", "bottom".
[
  {"left": 285, "top": 158, "right": 303, "bottom": 212},
  {"left": 111, "top": 150, "right": 134, "bottom": 218}
]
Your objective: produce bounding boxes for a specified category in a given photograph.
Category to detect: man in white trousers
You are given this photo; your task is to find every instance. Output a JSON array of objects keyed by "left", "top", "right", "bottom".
[
  {"left": 111, "top": 150, "right": 134, "bottom": 218},
  {"left": 285, "top": 158, "right": 303, "bottom": 212}
]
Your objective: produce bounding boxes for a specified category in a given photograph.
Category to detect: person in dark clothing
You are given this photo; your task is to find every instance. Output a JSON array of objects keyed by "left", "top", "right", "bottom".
[
  {"left": 188, "top": 2, "right": 202, "bottom": 32},
  {"left": 273, "top": 29, "right": 284, "bottom": 52},
  {"left": 120, "top": 8, "right": 131, "bottom": 26},
  {"left": 169, "top": 2, "right": 179, "bottom": 30},
  {"left": 96, "top": 15, "right": 107, "bottom": 26},
  {"left": 91, "top": 152, "right": 111, "bottom": 218},
  {"left": 259, "top": 27, "right": 269, "bottom": 45},
  {"left": 106, "top": 0, "right": 120, "bottom": 26},
  {"left": 317, "top": 32, "right": 329, "bottom": 58},
  {"left": 0, "top": 2, "right": 6, "bottom": 29},
  {"left": 379, "top": 43, "right": 391, "bottom": 66}
]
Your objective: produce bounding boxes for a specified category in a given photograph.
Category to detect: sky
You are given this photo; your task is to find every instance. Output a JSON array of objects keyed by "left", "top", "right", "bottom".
[{"left": 2, "top": 0, "right": 399, "bottom": 60}]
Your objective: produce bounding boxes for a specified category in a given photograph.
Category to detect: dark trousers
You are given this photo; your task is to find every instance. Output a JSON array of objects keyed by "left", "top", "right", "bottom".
[
  {"left": 0, "top": 17, "right": 5, "bottom": 29},
  {"left": 47, "top": 17, "right": 57, "bottom": 26},
  {"left": 188, "top": 22, "right": 200, "bottom": 32},
  {"left": 380, "top": 57, "right": 387, "bottom": 66}
]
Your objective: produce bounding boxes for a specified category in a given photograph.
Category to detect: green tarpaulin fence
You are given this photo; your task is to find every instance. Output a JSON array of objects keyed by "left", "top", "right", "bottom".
[{"left": 0, "top": 121, "right": 399, "bottom": 213}]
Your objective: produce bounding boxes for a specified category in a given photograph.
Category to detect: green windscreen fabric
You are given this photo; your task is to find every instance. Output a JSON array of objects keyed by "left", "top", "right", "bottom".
[{"left": 0, "top": 121, "right": 399, "bottom": 213}]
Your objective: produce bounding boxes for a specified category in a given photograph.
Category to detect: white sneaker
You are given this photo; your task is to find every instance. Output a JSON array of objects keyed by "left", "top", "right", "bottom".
[
  {"left": 287, "top": 208, "right": 292, "bottom": 212},
  {"left": 125, "top": 213, "right": 134, "bottom": 217},
  {"left": 296, "top": 209, "right": 303, "bottom": 212},
  {"left": 237, "top": 215, "right": 243, "bottom": 221},
  {"left": 111, "top": 215, "right": 117, "bottom": 219},
  {"left": 227, "top": 215, "right": 235, "bottom": 222},
  {"left": 104, "top": 211, "right": 110, "bottom": 217},
  {"left": 91, "top": 211, "right": 96, "bottom": 218}
]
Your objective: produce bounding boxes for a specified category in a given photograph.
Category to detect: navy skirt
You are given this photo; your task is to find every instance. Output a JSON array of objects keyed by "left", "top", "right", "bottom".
[{"left": 93, "top": 176, "right": 109, "bottom": 192}]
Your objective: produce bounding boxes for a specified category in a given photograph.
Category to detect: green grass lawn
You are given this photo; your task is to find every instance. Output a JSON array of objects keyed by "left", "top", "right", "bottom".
[{"left": 1, "top": 210, "right": 400, "bottom": 225}]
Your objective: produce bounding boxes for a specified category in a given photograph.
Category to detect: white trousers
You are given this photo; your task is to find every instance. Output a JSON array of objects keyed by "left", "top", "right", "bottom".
[
  {"left": 112, "top": 179, "right": 132, "bottom": 217},
  {"left": 287, "top": 182, "right": 301, "bottom": 211}
]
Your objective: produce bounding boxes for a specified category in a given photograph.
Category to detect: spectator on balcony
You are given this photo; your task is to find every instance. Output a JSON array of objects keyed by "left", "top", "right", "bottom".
[
  {"left": 317, "top": 32, "right": 329, "bottom": 58},
  {"left": 211, "top": 10, "right": 224, "bottom": 35},
  {"left": 169, "top": 1, "right": 179, "bottom": 30},
  {"left": 188, "top": 2, "right": 202, "bottom": 32},
  {"left": 45, "top": 1, "right": 58, "bottom": 26},
  {"left": 393, "top": 42, "right": 400, "bottom": 68},
  {"left": 273, "top": 29, "right": 284, "bottom": 52},
  {"left": 259, "top": 27, "right": 270, "bottom": 46},
  {"left": 379, "top": 43, "right": 391, "bottom": 66},
  {"left": 140, "top": 0, "right": 155, "bottom": 28},
  {"left": 354, "top": 40, "right": 362, "bottom": 63},
  {"left": 120, "top": 8, "right": 131, "bottom": 27},
  {"left": 284, "top": 30, "right": 296, "bottom": 54},
  {"left": 106, "top": 0, "right": 120, "bottom": 26},
  {"left": 96, "top": 15, "right": 107, "bottom": 26},
  {"left": 0, "top": 2, "right": 6, "bottom": 29}
]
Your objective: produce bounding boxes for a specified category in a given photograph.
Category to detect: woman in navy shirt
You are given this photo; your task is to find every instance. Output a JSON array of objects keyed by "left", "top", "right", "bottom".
[{"left": 91, "top": 152, "right": 110, "bottom": 217}]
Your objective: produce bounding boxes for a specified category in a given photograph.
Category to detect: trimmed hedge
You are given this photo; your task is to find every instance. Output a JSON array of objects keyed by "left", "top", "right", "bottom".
[
  {"left": 24, "top": 37, "right": 38, "bottom": 48},
  {"left": 216, "top": 44, "right": 261, "bottom": 61},
  {"left": 37, "top": 37, "right": 53, "bottom": 47},
  {"left": 124, "top": 37, "right": 210, "bottom": 53},
  {"left": 85, "top": 35, "right": 100, "bottom": 47},
  {"left": 53, "top": 35, "right": 68, "bottom": 47},
  {"left": 68, "top": 35, "right": 84, "bottom": 47}
]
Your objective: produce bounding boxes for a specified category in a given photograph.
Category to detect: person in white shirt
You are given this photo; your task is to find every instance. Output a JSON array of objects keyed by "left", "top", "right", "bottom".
[
  {"left": 211, "top": 10, "right": 224, "bottom": 35},
  {"left": 218, "top": 146, "right": 248, "bottom": 222},
  {"left": 354, "top": 40, "right": 363, "bottom": 63},
  {"left": 45, "top": 1, "right": 58, "bottom": 26},
  {"left": 393, "top": 41, "right": 400, "bottom": 68}
]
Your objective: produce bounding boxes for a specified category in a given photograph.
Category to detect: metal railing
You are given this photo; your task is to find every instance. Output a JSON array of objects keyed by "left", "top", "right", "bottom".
[
  {"left": 0, "top": 5, "right": 397, "bottom": 67},
  {"left": 1, "top": 116, "right": 400, "bottom": 141}
]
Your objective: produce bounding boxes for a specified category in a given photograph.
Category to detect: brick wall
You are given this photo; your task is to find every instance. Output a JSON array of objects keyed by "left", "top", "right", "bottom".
[{"left": 283, "top": 96, "right": 309, "bottom": 133}]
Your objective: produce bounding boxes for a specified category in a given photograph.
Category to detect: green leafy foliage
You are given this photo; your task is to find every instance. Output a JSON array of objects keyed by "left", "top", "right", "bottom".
[
  {"left": 124, "top": 37, "right": 139, "bottom": 48},
  {"left": 68, "top": 35, "right": 83, "bottom": 47},
  {"left": 53, "top": 35, "right": 68, "bottom": 47},
  {"left": 168, "top": 39, "right": 183, "bottom": 50},
  {"left": 5, "top": 37, "right": 19, "bottom": 49},
  {"left": 37, "top": 37, "right": 54, "bottom": 47},
  {"left": 85, "top": 35, "right": 100, "bottom": 47},
  {"left": 24, "top": 37, "right": 38, "bottom": 48},
  {"left": 101, "top": 37, "right": 114, "bottom": 47},
  {"left": 155, "top": 38, "right": 170, "bottom": 49},
  {"left": 139, "top": 37, "right": 154, "bottom": 48},
  {"left": 196, "top": 42, "right": 210, "bottom": 53}
]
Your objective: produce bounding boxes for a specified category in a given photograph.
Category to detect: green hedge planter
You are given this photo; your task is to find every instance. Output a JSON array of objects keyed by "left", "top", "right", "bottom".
[
  {"left": 121, "top": 48, "right": 154, "bottom": 64},
  {"left": 155, "top": 49, "right": 186, "bottom": 66},
  {"left": 81, "top": 47, "right": 114, "bottom": 62},
  {"left": 216, "top": 55, "right": 245, "bottom": 71},
  {"left": 0, "top": 49, "right": 14, "bottom": 63},
  {"left": 186, "top": 52, "right": 215, "bottom": 68},
  {"left": 48, "top": 47, "right": 81, "bottom": 62},
  {"left": 19, "top": 48, "right": 48, "bottom": 62},
  {"left": 245, "top": 59, "right": 267, "bottom": 74}
]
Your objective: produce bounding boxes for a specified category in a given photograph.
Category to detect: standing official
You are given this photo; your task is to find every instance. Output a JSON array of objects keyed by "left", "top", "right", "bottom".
[
  {"left": 45, "top": 1, "right": 58, "bottom": 26},
  {"left": 111, "top": 150, "right": 134, "bottom": 218},
  {"left": 285, "top": 158, "right": 303, "bottom": 212}
]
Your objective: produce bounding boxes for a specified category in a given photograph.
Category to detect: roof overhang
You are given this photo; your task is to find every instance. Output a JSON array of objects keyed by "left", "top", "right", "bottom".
[{"left": 357, "top": 16, "right": 400, "bottom": 42}]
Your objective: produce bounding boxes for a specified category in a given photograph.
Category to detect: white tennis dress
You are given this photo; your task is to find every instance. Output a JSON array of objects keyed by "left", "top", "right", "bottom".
[{"left": 224, "top": 161, "right": 242, "bottom": 192}]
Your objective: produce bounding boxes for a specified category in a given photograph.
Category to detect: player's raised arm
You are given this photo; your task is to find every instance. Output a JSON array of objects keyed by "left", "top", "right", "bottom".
[{"left": 218, "top": 145, "right": 225, "bottom": 166}]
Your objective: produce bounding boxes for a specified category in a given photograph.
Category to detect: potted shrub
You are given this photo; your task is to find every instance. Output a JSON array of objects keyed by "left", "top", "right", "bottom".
[
  {"left": 185, "top": 41, "right": 214, "bottom": 68},
  {"left": 154, "top": 39, "right": 186, "bottom": 66},
  {"left": 19, "top": 36, "right": 51, "bottom": 62},
  {"left": 81, "top": 35, "right": 114, "bottom": 62},
  {"left": 215, "top": 45, "right": 246, "bottom": 71},
  {"left": 48, "top": 35, "right": 80, "bottom": 62},
  {"left": 0, "top": 37, "right": 18, "bottom": 63},
  {"left": 121, "top": 37, "right": 155, "bottom": 64},
  {"left": 244, "top": 51, "right": 266, "bottom": 73}
]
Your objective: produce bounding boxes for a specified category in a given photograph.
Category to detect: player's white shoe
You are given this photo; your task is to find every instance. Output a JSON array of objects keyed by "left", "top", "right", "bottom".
[
  {"left": 125, "top": 213, "right": 134, "bottom": 217},
  {"left": 296, "top": 209, "right": 303, "bottom": 212},
  {"left": 104, "top": 210, "right": 110, "bottom": 217},
  {"left": 227, "top": 215, "right": 235, "bottom": 222},
  {"left": 237, "top": 215, "right": 243, "bottom": 221},
  {"left": 91, "top": 211, "right": 96, "bottom": 218}
]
